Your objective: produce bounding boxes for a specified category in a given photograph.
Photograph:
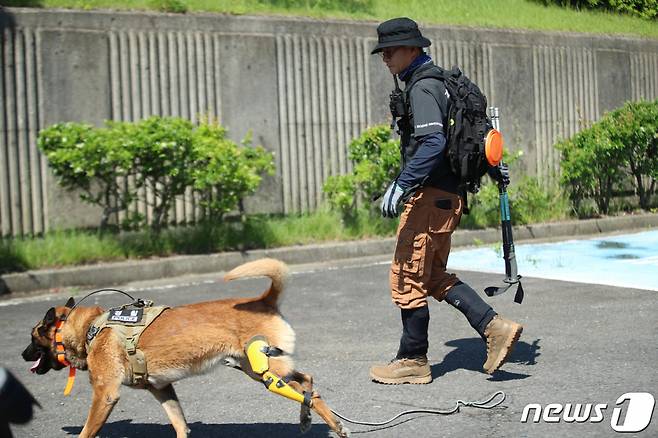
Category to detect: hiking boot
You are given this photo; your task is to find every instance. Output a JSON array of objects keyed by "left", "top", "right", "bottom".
[
  {"left": 369, "top": 356, "right": 432, "bottom": 384},
  {"left": 483, "top": 315, "right": 523, "bottom": 374}
]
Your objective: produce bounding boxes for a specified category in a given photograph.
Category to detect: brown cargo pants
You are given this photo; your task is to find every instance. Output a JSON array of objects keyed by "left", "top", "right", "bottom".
[{"left": 390, "top": 187, "right": 464, "bottom": 309}]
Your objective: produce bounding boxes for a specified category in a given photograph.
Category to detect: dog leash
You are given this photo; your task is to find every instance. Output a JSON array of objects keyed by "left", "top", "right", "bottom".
[
  {"left": 67, "top": 288, "right": 140, "bottom": 314},
  {"left": 330, "top": 390, "right": 505, "bottom": 427}
]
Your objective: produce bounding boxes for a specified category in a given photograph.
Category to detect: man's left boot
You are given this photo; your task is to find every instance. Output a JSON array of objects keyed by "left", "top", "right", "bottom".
[
  {"left": 444, "top": 282, "right": 523, "bottom": 374},
  {"left": 483, "top": 315, "right": 523, "bottom": 374}
]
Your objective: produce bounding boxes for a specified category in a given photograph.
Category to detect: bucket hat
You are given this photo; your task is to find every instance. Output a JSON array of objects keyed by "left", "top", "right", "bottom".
[{"left": 371, "top": 17, "right": 431, "bottom": 54}]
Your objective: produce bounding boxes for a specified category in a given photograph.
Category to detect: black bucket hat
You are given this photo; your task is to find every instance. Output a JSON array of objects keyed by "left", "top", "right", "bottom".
[{"left": 371, "top": 17, "right": 431, "bottom": 55}]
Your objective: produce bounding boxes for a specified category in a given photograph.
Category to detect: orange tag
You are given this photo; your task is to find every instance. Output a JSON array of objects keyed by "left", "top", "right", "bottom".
[{"left": 63, "top": 366, "right": 76, "bottom": 396}]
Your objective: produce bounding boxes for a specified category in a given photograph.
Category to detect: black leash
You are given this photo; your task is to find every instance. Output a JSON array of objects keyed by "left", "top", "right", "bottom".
[
  {"left": 330, "top": 390, "right": 505, "bottom": 427},
  {"left": 67, "top": 288, "right": 145, "bottom": 314}
]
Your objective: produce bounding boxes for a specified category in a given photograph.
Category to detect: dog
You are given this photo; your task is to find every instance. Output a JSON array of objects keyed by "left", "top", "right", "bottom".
[{"left": 22, "top": 258, "right": 349, "bottom": 437}]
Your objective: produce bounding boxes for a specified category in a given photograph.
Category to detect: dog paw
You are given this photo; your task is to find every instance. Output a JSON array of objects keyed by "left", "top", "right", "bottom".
[
  {"left": 332, "top": 421, "right": 350, "bottom": 437},
  {"left": 299, "top": 405, "right": 312, "bottom": 434},
  {"left": 335, "top": 423, "right": 350, "bottom": 438}
]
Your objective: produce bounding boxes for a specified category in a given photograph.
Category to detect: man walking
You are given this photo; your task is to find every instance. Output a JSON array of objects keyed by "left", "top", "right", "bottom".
[{"left": 370, "top": 17, "right": 523, "bottom": 384}]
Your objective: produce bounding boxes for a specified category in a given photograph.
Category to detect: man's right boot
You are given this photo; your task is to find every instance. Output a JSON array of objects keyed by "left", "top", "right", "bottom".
[
  {"left": 369, "top": 356, "right": 432, "bottom": 384},
  {"left": 370, "top": 306, "right": 432, "bottom": 384}
]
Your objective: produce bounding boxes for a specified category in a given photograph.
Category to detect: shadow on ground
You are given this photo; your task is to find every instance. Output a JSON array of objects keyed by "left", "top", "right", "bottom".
[
  {"left": 431, "top": 337, "right": 541, "bottom": 381},
  {"left": 64, "top": 420, "right": 331, "bottom": 437}
]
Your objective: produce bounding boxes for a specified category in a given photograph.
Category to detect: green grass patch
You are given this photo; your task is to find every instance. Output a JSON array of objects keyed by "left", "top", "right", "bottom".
[
  {"left": 5, "top": 0, "right": 656, "bottom": 39},
  {"left": 0, "top": 210, "right": 400, "bottom": 273}
]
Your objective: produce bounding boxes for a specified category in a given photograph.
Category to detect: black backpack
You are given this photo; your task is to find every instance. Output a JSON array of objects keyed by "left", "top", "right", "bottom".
[{"left": 406, "top": 64, "right": 493, "bottom": 199}]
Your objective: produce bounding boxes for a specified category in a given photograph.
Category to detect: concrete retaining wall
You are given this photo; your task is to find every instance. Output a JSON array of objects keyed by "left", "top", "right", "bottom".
[{"left": 1, "top": 8, "right": 657, "bottom": 236}]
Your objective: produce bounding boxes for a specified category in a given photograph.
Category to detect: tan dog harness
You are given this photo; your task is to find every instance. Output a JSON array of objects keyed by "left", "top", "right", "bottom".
[{"left": 86, "top": 302, "right": 169, "bottom": 387}]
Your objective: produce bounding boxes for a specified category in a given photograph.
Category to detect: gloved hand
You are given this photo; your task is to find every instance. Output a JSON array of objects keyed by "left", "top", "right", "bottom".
[
  {"left": 381, "top": 181, "right": 405, "bottom": 218},
  {"left": 489, "top": 163, "right": 510, "bottom": 186}
]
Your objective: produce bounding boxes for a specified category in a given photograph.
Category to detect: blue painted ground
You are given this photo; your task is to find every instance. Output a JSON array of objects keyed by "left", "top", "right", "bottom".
[{"left": 448, "top": 229, "right": 658, "bottom": 291}]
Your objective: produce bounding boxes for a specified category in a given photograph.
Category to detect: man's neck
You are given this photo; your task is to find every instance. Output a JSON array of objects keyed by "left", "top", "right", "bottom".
[{"left": 399, "top": 52, "right": 432, "bottom": 83}]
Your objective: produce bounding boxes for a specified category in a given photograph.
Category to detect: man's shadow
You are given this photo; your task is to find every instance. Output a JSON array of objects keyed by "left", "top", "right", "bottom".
[
  {"left": 64, "top": 420, "right": 331, "bottom": 437},
  {"left": 431, "top": 337, "right": 541, "bottom": 381}
]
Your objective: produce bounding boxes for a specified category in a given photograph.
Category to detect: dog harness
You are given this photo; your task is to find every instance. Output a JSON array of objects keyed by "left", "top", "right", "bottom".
[{"left": 86, "top": 301, "right": 169, "bottom": 387}]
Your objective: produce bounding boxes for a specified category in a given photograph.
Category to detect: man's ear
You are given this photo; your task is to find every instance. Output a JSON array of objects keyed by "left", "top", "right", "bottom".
[
  {"left": 44, "top": 308, "right": 56, "bottom": 325},
  {"left": 65, "top": 297, "right": 75, "bottom": 309}
]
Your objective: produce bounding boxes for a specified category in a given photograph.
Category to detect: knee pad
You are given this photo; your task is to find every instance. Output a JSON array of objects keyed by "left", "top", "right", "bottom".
[{"left": 244, "top": 336, "right": 311, "bottom": 407}]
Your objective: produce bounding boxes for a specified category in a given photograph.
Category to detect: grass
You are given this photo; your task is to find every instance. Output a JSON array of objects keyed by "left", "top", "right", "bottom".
[
  {"left": 4, "top": 0, "right": 657, "bottom": 39},
  {"left": 0, "top": 209, "right": 400, "bottom": 273},
  {"left": 0, "top": 173, "right": 578, "bottom": 274}
]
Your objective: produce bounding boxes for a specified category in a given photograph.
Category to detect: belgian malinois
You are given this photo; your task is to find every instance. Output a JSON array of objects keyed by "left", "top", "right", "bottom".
[{"left": 22, "top": 258, "right": 349, "bottom": 437}]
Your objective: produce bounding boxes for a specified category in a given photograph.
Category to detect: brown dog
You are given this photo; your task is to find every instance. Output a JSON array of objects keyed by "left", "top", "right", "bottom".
[{"left": 21, "top": 258, "right": 349, "bottom": 437}]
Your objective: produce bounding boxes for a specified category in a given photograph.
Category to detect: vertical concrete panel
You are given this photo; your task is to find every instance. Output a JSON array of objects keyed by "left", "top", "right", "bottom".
[
  {"left": 309, "top": 37, "right": 322, "bottom": 207},
  {"left": 212, "top": 34, "right": 222, "bottom": 122},
  {"left": 39, "top": 29, "right": 110, "bottom": 230},
  {"left": 0, "top": 28, "right": 11, "bottom": 235},
  {"left": 284, "top": 35, "right": 299, "bottom": 213},
  {"left": 292, "top": 35, "right": 304, "bottom": 212},
  {"left": 159, "top": 33, "right": 170, "bottom": 116},
  {"left": 532, "top": 47, "right": 542, "bottom": 182},
  {"left": 4, "top": 28, "right": 21, "bottom": 235},
  {"left": 219, "top": 34, "right": 282, "bottom": 214},
  {"left": 317, "top": 38, "right": 328, "bottom": 187},
  {"left": 491, "top": 45, "right": 536, "bottom": 177},
  {"left": 275, "top": 35, "right": 291, "bottom": 214},
  {"left": 337, "top": 38, "right": 348, "bottom": 175},
  {"left": 15, "top": 29, "right": 32, "bottom": 234},
  {"left": 25, "top": 29, "right": 44, "bottom": 234},
  {"left": 301, "top": 37, "right": 313, "bottom": 211}
]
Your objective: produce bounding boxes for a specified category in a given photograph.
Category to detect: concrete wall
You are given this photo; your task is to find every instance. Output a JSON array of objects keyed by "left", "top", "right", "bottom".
[{"left": 1, "top": 8, "right": 657, "bottom": 236}]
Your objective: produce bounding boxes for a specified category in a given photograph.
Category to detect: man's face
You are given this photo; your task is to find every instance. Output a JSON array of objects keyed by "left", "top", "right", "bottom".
[{"left": 380, "top": 46, "right": 420, "bottom": 75}]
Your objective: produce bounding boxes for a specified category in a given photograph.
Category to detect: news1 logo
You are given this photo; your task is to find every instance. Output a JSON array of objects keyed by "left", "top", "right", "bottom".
[{"left": 520, "top": 392, "right": 655, "bottom": 433}]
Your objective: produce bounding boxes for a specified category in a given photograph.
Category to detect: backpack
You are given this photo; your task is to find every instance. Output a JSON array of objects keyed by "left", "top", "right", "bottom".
[{"left": 406, "top": 64, "right": 495, "bottom": 201}]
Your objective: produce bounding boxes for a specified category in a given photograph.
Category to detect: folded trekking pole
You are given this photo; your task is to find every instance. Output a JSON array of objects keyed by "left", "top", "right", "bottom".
[{"left": 484, "top": 107, "right": 524, "bottom": 304}]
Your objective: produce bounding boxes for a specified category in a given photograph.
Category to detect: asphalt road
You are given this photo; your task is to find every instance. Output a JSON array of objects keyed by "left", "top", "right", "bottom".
[{"left": 2, "top": 255, "right": 656, "bottom": 437}]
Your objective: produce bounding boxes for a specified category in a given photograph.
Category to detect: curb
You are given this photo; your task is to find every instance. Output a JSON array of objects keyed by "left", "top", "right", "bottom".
[{"left": 2, "top": 213, "right": 657, "bottom": 295}]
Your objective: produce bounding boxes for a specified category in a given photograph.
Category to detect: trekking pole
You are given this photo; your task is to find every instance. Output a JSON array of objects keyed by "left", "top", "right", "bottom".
[{"left": 484, "top": 107, "right": 524, "bottom": 304}]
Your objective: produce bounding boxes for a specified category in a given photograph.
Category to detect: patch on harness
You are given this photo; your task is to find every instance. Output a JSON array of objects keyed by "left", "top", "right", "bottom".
[{"left": 108, "top": 308, "right": 144, "bottom": 324}]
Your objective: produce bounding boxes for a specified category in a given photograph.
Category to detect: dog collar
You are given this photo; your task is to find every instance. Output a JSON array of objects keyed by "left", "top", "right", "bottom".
[{"left": 54, "top": 316, "right": 76, "bottom": 396}]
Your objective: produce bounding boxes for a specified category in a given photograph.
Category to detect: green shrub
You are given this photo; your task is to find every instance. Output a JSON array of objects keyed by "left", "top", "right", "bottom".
[
  {"left": 606, "top": 100, "right": 658, "bottom": 210},
  {"left": 323, "top": 125, "right": 399, "bottom": 222},
  {"left": 38, "top": 122, "right": 137, "bottom": 230},
  {"left": 556, "top": 122, "right": 626, "bottom": 216},
  {"left": 191, "top": 121, "right": 274, "bottom": 220},
  {"left": 37, "top": 116, "right": 275, "bottom": 233},
  {"left": 535, "top": 0, "right": 657, "bottom": 19},
  {"left": 556, "top": 99, "right": 658, "bottom": 216},
  {"left": 129, "top": 116, "right": 197, "bottom": 231},
  {"left": 148, "top": 0, "right": 188, "bottom": 13}
]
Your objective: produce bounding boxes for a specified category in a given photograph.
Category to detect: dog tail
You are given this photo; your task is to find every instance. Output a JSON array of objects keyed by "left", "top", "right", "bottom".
[{"left": 223, "top": 258, "right": 289, "bottom": 306}]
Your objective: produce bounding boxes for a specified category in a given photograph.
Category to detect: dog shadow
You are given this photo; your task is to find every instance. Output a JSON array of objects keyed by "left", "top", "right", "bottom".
[
  {"left": 431, "top": 337, "right": 541, "bottom": 382},
  {"left": 63, "top": 420, "right": 331, "bottom": 437}
]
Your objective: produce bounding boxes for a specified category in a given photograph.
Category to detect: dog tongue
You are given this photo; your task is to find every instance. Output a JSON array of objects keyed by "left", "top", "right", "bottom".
[{"left": 30, "top": 356, "right": 41, "bottom": 373}]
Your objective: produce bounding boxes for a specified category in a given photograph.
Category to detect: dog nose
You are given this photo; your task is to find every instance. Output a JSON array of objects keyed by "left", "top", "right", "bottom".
[{"left": 22, "top": 344, "right": 35, "bottom": 360}]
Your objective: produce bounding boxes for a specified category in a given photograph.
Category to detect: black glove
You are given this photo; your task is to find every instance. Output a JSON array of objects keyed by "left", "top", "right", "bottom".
[{"left": 488, "top": 163, "right": 510, "bottom": 186}]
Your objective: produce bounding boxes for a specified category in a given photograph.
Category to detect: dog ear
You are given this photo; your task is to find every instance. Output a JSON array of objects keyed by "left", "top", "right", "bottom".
[
  {"left": 65, "top": 297, "right": 75, "bottom": 309},
  {"left": 43, "top": 307, "right": 56, "bottom": 325}
]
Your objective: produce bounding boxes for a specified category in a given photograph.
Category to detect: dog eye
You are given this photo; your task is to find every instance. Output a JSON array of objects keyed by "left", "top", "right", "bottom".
[{"left": 37, "top": 326, "right": 47, "bottom": 336}]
